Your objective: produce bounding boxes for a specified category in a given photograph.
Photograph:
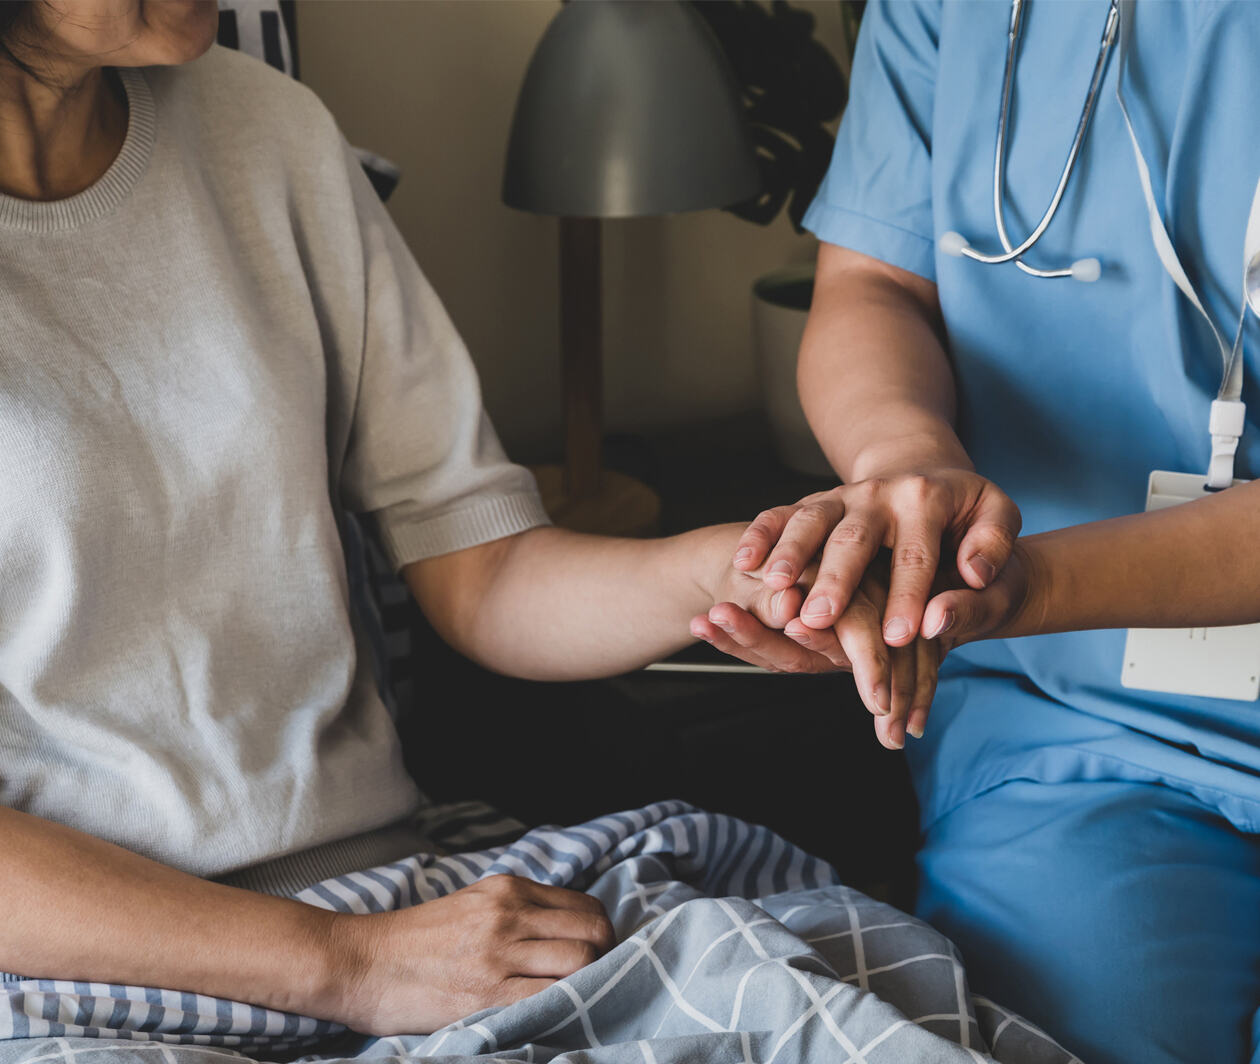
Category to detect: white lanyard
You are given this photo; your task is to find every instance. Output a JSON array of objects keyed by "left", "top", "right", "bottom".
[{"left": 1115, "top": 0, "right": 1256, "bottom": 488}]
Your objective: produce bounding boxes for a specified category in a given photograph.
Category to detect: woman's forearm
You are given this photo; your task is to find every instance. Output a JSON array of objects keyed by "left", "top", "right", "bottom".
[
  {"left": 1009, "top": 480, "right": 1260, "bottom": 637},
  {"left": 800, "top": 243, "right": 970, "bottom": 481},
  {"left": 404, "top": 523, "right": 765, "bottom": 681},
  {"left": 0, "top": 806, "right": 341, "bottom": 1016}
]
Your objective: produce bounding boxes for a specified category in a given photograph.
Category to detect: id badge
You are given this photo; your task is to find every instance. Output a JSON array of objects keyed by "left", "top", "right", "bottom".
[{"left": 1121, "top": 471, "right": 1260, "bottom": 702}]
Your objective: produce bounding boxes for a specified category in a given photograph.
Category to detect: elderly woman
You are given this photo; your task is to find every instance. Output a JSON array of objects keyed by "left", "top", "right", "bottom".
[
  {"left": 0, "top": 4, "right": 1025, "bottom": 1063},
  {"left": 0, "top": 0, "right": 803, "bottom": 1031}
]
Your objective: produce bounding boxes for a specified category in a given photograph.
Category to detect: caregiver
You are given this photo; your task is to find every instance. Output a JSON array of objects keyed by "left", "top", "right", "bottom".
[
  {"left": 719, "top": 2, "right": 1260, "bottom": 1063},
  {"left": 0, "top": 0, "right": 929, "bottom": 1038}
]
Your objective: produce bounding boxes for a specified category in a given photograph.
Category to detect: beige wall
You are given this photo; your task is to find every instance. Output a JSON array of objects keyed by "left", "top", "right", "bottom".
[{"left": 298, "top": 0, "right": 848, "bottom": 460}]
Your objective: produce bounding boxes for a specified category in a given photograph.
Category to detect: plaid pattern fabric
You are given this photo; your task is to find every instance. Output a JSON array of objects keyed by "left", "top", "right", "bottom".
[{"left": 1, "top": 801, "right": 1081, "bottom": 1064}]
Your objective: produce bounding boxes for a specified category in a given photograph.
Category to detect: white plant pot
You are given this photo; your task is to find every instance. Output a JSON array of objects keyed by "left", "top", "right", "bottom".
[{"left": 752, "top": 264, "right": 834, "bottom": 477}]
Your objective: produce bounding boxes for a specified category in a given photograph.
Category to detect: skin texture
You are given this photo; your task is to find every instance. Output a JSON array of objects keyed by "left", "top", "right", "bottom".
[
  {"left": 0, "top": 0, "right": 218, "bottom": 199},
  {"left": 402, "top": 524, "right": 812, "bottom": 683},
  {"left": 927, "top": 479, "right": 1260, "bottom": 648},
  {"left": 715, "top": 243, "right": 1023, "bottom": 744}
]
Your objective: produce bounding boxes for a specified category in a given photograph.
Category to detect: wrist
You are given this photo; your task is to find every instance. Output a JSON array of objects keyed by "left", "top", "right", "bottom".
[
  {"left": 293, "top": 907, "right": 372, "bottom": 1025},
  {"left": 688, "top": 523, "right": 746, "bottom": 607},
  {"left": 847, "top": 425, "right": 973, "bottom": 482},
  {"left": 997, "top": 537, "right": 1057, "bottom": 640}
]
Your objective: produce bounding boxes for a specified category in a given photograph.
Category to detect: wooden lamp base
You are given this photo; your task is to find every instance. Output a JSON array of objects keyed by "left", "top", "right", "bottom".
[
  {"left": 531, "top": 464, "right": 661, "bottom": 538},
  {"left": 538, "top": 218, "right": 661, "bottom": 537}
]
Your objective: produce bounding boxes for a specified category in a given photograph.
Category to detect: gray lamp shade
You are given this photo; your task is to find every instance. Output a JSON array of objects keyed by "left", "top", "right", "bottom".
[{"left": 503, "top": 0, "right": 761, "bottom": 218}]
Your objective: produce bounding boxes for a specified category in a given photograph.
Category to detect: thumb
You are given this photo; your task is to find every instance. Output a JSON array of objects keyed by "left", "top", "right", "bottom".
[
  {"left": 921, "top": 585, "right": 992, "bottom": 649},
  {"left": 719, "top": 580, "right": 804, "bottom": 631},
  {"left": 955, "top": 488, "right": 1021, "bottom": 590},
  {"left": 750, "top": 583, "right": 804, "bottom": 630}
]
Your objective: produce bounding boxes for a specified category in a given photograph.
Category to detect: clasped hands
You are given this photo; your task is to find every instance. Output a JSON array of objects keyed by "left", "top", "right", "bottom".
[{"left": 692, "top": 469, "right": 1029, "bottom": 749}]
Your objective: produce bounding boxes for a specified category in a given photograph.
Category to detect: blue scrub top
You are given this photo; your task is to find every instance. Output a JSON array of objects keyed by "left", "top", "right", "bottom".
[{"left": 805, "top": 0, "right": 1260, "bottom": 834}]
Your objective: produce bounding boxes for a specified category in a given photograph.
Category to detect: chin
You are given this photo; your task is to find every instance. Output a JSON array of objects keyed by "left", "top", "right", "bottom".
[{"left": 136, "top": 0, "right": 220, "bottom": 66}]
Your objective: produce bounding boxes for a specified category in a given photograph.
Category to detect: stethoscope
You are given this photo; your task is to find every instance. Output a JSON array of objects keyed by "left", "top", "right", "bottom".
[{"left": 938, "top": 0, "right": 1120, "bottom": 282}]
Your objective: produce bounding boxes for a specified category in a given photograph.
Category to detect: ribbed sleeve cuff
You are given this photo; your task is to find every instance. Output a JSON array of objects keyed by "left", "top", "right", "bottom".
[
  {"left": 211, "top": 818, "right": 433, "bottom": 897},
  {"left": 803, "top": 200, "right": 937, "bottom": 283},
  {"left": 377, "top": 491, "right": 551, "bottom": 571}
]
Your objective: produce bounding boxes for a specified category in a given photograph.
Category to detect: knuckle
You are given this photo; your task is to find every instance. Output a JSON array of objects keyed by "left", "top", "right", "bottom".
[
  {"left": 487, "top": 907, "right": 517, "bottom": 937},
  {"left": 892, "top": 543, "right": 935, "bottom": 572},
  {"left": 829, "top": 521, "right": 871, "bottom": 549},
  {"left": 747, "top": 512, "right": 778, "bottom": 536},
  {"left": 793, "top": 502, "right": 831, "bottom": 527},
  {"left": 858, "top": 477, "right": 887, "bottom": 500},
  {"left": 897, "top": 474, "right": 937, "bottom": 505},
  {"left": 991, "top": 524, "right": 1018, "bottom": 550},
  {"left": 562, "top": 942, "right": 599, "bottom": 972},
  {"left": 595, "top": 918, "right": 617, "bottom": 948},
  {"left": 578, "top": 891, "right": 608, "bottom": 914}
]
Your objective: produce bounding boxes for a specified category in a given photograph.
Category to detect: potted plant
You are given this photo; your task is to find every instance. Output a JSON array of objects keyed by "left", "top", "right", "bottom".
[{"left": 690, "top": 0, "right": 863, "bottom": 476}]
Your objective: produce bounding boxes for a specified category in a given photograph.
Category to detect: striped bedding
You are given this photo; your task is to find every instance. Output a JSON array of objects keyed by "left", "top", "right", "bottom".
[{"left": 0, "top": 800, "right": 1082, "bottom": 1064}]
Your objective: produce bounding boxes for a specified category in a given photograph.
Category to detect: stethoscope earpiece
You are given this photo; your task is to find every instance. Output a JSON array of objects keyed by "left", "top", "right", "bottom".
[
  {"left": 1070, "top": 258, "right": 1102, "bottom": 283},
  {"left": 939, "top": 233, "right": 1101, "bottom": 282}
]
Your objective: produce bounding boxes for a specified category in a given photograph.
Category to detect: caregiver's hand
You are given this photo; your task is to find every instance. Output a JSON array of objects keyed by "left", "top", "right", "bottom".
[
  {"left": 732, "top": 470, "right": 1021, "bottom": 648},
  {"left": 326, "top": 874, "right": 614, "bottom": 1036}
]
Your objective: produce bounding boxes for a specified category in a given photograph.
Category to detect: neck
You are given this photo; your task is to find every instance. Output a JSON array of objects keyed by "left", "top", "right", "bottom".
[{"left": 0, "top": 61, "right": 127, "bottom": 201}]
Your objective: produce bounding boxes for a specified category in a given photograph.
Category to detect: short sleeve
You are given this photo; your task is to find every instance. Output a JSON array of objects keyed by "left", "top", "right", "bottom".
[
  {"left": 803, "top": 0, "right": 941, "bottom": 281},
  {"left": 335, "top": 143, "right": 549, "bottom": 569}
]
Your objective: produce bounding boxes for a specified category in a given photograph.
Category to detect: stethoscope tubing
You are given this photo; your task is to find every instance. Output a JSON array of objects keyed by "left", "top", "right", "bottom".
[{"left": 944, "top": 0, "right": 1120, "bottom": 279}]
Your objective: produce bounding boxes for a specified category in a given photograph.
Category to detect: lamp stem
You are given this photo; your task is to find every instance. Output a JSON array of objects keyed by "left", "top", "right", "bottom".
[{"left": 559, "top": 216, "right": 602, "bottom": 500}]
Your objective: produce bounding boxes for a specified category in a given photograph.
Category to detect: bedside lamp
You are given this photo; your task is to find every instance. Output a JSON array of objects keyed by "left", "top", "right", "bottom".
[{"left": 503, "top": 0, "right": 760, "bottom": 536}]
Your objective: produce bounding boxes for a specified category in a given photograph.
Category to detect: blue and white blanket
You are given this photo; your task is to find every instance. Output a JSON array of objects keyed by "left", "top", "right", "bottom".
[{"left": 1, "top": 801, "right": 1082, "bottom": 1064}]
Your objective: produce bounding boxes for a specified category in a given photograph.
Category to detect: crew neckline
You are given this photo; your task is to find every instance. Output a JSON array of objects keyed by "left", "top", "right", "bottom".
[{"left": 0, "top": 67, "right": 155, "bottom": 233}]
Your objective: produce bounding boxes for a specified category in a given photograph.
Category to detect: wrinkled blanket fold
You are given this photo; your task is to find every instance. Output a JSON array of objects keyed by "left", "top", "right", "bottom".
[{"left": 1, "top": 800, "right": 1082, "bottom": 1063}]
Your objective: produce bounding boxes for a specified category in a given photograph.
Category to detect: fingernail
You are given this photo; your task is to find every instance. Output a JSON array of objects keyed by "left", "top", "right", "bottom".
[
  {"left": 970, "top": 554, "right": 996, "bottom": 586},
  {"left": 769, "top": 561, "right": 793, "bottom": 580},
  {"left": 770, "top": 590, "right": 785, "bottom": 615},
  {"left": 787, "top": 630, "right": 809, "bottom": 645},
  {"left": 927, "top": 609, "right": 955, "bottom": 640},
  {"left": 883, "top": 617, "right": 910, "bottom": 643},
  {"left": 803, "top": 596, "right": 833, "bottom": 618},
  {"left": 907, "top": 710, "right": 926, "bottom": 739},
  {"left": 715, "top": 620, "right": 734, "bottom": 634},
  {"left": 734, "top": 547, "right": 755, "bottom": 565},
  {"left": 888, "top": 720, "right": 906, "bottom": 749},
  {"left": 874, "top": 683, "right": 890, "bottom": 715}
]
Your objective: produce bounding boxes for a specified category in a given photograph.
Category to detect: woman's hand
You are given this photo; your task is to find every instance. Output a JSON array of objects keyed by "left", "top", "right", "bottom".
[
  {"left": 324, "top": 874, "right": 615, "bottom": 1036},
  {"left": 689, "top": 533, "right": 851, "bottom": 675},
  {"left": 693, "top": 556, "right": 945, "bottom": 749},
  {"left": 732, "top": 470, "right": 1021, "bottom": 648}
]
